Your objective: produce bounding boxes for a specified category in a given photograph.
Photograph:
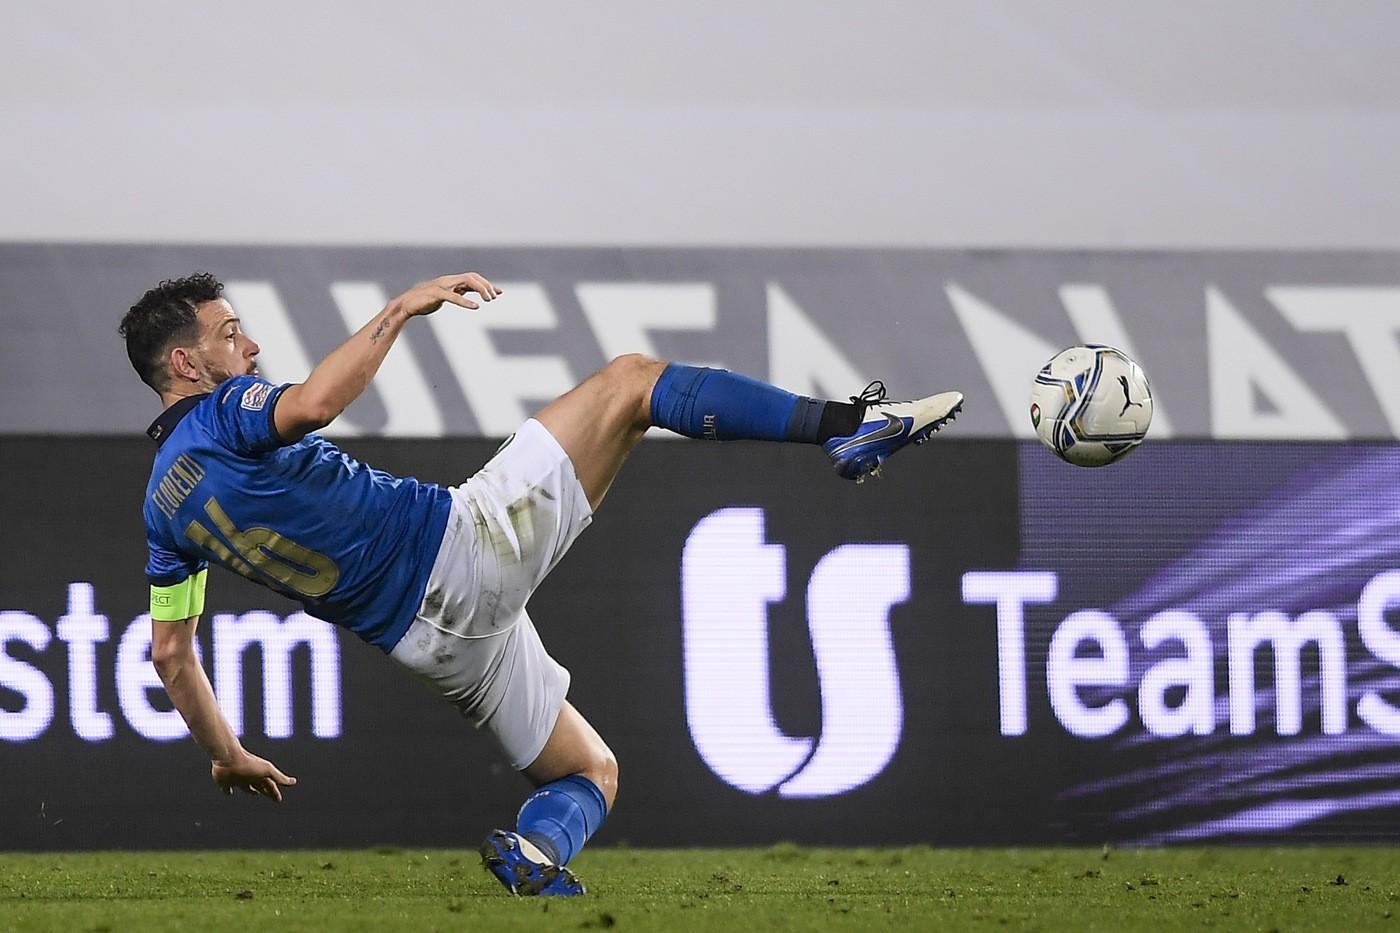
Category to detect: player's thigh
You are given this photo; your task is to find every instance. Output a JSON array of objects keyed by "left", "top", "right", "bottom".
[
  {"left": 533, "top": 354, "right": 666, "bottom": 510},
  {"left": 454, "top": 420, "right": 593, "bottom": 631},
  {"left": 524, "top": 701, "right": 619, "bottom": 809}
]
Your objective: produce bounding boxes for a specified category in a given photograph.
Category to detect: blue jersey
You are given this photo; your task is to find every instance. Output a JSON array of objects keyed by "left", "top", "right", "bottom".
[{"left": 142, "top": 375, "right": 452, "bottom": 651}]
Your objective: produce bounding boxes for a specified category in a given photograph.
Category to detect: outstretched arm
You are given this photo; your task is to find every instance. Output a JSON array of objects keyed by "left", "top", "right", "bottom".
[
  {"left": 151, "top": 614, "right": 297, "bottom": 801},
  {"left": 273, "top": 272, "right": 501, "bottom": 442}
]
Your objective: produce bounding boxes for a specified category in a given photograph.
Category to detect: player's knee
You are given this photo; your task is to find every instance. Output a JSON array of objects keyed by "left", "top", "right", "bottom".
[
  {"left": 603, "top": 353, "right": 663, "bottom": 388},
  {"left": 582, "top": 747, "right": 619, "bottom": 810},
  {"left": 601, "top": 353, "right": 666, "bottom": 425}
]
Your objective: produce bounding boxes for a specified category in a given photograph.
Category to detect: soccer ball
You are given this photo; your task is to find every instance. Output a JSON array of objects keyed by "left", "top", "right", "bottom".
[{"left": 1029, "top": 345, "right": 1153, "bottom": 467}]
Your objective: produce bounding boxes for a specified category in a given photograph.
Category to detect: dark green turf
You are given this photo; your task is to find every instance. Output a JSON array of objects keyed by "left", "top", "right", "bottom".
[{"left": 3, "top": 846, "right": 1399, "bottom": 931}]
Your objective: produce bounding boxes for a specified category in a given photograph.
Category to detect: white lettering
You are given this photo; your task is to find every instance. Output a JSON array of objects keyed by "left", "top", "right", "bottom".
[
  {"left": 682, "top": 509, "right": 912, "bottom": 799},
  {"left": 576, "top": 282, "right": 717, "bottom": 362},
  {"left": 1269, "top": 287, "right": 1400, "bottom": 438},
  {"left": 426, "top": 282, "right": 576, "bottom": 436},
  {"left": 1357, "top": 570, "right": 1400, "bottom": 734},
  {"left": 778, "top": 543, "right": 909, "bottom": 798},
  {"left": 946, "top": 283, "right": 1059, "bottom": 439},
  {"left": 766, "top": 283, "right": 867, "bottom": 401},
  {"left": 0, "top": 612, "right": 54, "bottom": 742},
  {"left": 0, "top": 585, "right": 342, "bottom": 744},
  {"left": 1047, "top": 609, "right": 1129, "bottom": 738},
  {"left": 55, "top": 582, "right": 113, "bottom": 742},
  {"left": 1138, "top": 609, "right": 1214, "bottom": 737},
  {"left": 213, "top": 611, "right": 342, "bottom": 739},
  {"left": 961, "top": 571, "right": 1059, "bottom": 736},
  {"left": 681, "top": 508, "right": 810, "bottom": 793},
  {"left": 117, "top": 615, "right": 189, "bottom": 741},
  {"left": 1227, "top": 610, "right": 1346, "bottom": 736},
  {"left": 1206, "top": 287, "right": 1346, "bottom": 439}
]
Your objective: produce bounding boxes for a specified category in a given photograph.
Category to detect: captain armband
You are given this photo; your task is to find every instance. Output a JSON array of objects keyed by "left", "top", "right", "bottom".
[{"left": 149, "top": 569, "right": 208, "bottom": 622}]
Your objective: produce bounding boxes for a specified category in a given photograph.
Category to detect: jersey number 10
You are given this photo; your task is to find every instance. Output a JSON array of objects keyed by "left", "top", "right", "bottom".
[{"left": 185, "top": 497, "right": 340, "bottom": 599}]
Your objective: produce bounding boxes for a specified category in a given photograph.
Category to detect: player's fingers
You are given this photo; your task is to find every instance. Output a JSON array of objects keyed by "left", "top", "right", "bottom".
[
  {"left": 447, "top": 272, "right": 500, "bottom": 300},
  {"left": 262, "top": 778, "right": 283, "bottom": 802},
  {"left": 437, "top": 272, "right": 479, "bottom": 293},
  {"left": 271, "top": 767, "right": 297, "bottom": 786},
  {"left": 467, "top": 273, "right": 500, "bottom": 299},
  {"left": 453, "top": 277, "right": 487, "bottom": 300},
  {"left": 441, "top": 288, "right": 479, "bottom": 310}
]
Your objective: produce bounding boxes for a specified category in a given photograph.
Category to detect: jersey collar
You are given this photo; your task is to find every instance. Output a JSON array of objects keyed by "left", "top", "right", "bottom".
[{"left": 146, "top": 393, "right": 209, "bottom": 446}]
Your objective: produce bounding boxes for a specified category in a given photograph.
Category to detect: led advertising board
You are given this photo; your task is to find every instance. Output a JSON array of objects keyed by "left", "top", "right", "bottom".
[{"left": 3, "top": 438, "right": 1398, "bottom": 848}]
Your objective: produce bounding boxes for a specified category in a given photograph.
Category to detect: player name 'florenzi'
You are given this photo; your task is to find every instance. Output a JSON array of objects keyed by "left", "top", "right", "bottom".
[{"left": 151, "top": 453, "right": 206, "bottom": 519}]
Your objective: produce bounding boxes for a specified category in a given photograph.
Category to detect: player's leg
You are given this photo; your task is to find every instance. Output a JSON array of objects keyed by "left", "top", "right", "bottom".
[
  {"left": 503, "top": 703, "right": 616, "bottom": 865},
  {"left": 521, "top": 701, "right": 618, "bottom": 809},
  {"left": 531, "top": 354, "right": 664, "bottom": 511},
  {"left": 476, "top": 610, "right": 613, "bottom": 896},
  {"left": 480, "top": 702, "right": 615, "bottom": 897},
  {"left": 535, "top": 354, "right": 964, "bottom": 500}
]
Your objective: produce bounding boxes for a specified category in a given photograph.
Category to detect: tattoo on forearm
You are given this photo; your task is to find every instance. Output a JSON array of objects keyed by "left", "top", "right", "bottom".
[{"left": 369, "top": 318, "right": 392, "bottom": 343}]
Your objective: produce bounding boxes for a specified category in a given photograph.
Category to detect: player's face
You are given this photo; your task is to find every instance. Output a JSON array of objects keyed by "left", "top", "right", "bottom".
[{"left": 192, "top": 299, "right": 261, "bottom": 386}]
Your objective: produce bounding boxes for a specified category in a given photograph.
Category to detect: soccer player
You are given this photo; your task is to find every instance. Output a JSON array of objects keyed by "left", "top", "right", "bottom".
[{"left": 119, "top": 271, "right": 962, "bottom": 896}]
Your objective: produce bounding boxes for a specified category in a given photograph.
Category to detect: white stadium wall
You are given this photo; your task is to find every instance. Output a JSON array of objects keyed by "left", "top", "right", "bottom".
[{"left": 0, "top": 1, "right": 1398, "bottom": 250}]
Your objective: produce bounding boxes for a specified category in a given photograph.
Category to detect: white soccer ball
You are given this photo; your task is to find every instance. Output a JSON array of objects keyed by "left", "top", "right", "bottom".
[{"left": 1029, "top": 345, "right": 1154, "bottom": 467}]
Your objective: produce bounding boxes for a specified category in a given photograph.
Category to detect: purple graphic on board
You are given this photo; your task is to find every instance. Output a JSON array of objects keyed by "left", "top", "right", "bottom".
[{"left": 1020, "top": 443, "right": 1400, "bottom": 842}]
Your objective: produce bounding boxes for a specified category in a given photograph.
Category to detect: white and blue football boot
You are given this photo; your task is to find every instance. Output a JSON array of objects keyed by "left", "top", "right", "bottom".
[
  {"left": 480, "top": 830, "right": 587, "bottom": 897},
  {"left": 823, "top": 381, "right": 964, "bottom": 482}
]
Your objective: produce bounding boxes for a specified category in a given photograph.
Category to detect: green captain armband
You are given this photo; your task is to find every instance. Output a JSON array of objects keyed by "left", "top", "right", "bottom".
[{"left": 149, "top": 569, "right": 208, "bottom": 622}]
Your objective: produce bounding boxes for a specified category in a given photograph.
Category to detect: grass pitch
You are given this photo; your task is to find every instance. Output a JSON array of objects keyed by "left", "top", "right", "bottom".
[{"left": 3, "top": 846, "right": 1399, "bottom": 931}]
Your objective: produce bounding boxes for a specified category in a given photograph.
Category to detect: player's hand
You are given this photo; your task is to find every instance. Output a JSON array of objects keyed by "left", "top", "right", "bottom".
[
  {"left": 211, "top": 752, "right": 298, "bottom": 802},
  {"left": 395, "top": 272, "right": 502, "bottom": 317}
]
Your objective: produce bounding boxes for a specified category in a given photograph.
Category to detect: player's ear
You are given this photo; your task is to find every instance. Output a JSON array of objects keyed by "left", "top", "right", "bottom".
[{"left": 169, "top": 345, "right": 201, "bottom": 384}]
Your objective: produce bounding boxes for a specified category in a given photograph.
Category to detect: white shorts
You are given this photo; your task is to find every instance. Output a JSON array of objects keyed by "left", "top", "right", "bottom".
[{"left": 388, "top": 419, "right": 593, "bottom": 770}]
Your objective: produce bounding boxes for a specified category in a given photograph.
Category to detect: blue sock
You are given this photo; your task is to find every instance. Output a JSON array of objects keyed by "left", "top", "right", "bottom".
[
  {"left": 649, "top": 364, "right": 811, "bottom": 442},
  {"left": 516, "top": 775, "right": 608, "bottom": 867}
]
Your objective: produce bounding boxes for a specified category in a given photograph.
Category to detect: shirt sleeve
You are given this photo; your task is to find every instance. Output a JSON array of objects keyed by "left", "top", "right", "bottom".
[
  {"left": 206, "top": 374, "right": 293, "bottom": 455},
  {"left": 146, "top": 536, "right": 209, "bottom": 621}
]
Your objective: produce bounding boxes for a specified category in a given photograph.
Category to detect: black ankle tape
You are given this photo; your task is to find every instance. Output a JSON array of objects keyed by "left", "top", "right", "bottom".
[{"left": 815, "top": 400, "right": 863, "bottom": 443}]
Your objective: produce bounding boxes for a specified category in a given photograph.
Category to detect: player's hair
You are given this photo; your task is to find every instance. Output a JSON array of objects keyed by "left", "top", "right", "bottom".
[{"left": 119, "top": 272, "right": 225, "bottom": 393}]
